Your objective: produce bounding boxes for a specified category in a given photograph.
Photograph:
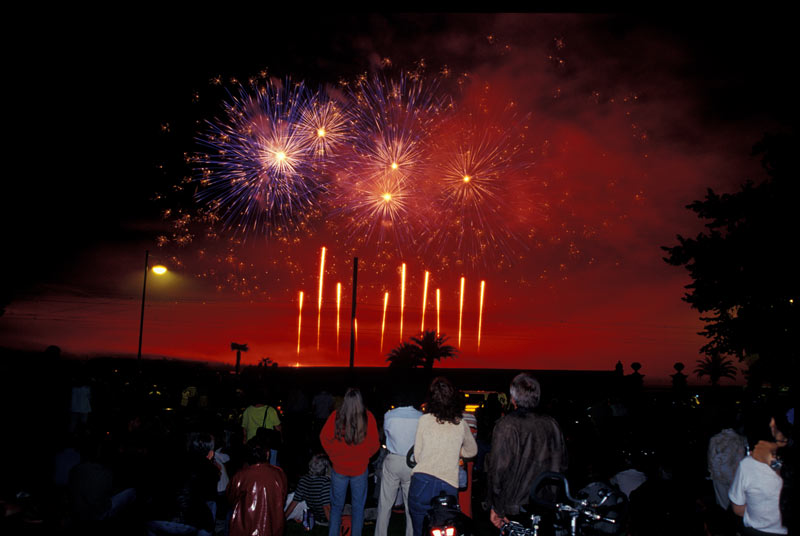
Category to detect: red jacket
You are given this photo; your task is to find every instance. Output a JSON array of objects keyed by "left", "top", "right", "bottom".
[
  {"left": 320, "top": 410, "right": 380, "bottom": 476},
  {"left": 228, "top": 462, "right": 287, "bottom": 536}
]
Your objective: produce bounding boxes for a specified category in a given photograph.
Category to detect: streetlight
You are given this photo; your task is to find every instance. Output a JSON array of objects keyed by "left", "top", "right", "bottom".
[{"left": 137, "top": 250, "right": 167, "bottom": 373}]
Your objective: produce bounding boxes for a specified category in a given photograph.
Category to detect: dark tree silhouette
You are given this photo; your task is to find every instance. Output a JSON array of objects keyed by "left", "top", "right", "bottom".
[
  {"left": 663, "top": 133, "right": 799, "bottom": 387},
  {"left": 410, "top": 330, "right": 457, "bottom": 370},
  {"left": 386, "top": 342, "right": 423, "bottom": 368},
  {"left": 694, "top": 355, "right": 737, "bottom": 386},
  {"left": 386, "top": 331, "right": 458, "bottom": 369}
]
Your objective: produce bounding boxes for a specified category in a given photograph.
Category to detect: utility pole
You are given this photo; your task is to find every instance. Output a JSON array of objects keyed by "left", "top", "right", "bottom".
[
  {"left": 349, "top": 257, "right": 358, "bottom": 369},
  {"left": 137, "top": 250, "right": 150, "bottom": 375}
]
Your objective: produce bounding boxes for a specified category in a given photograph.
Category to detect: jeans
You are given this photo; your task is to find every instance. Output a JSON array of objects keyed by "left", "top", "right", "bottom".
[
  {"left": 329, "top": 468, "right": 368, "bottom": 536},
  {"left": 408, "top": 473, "right": 457, "bottom": 536}
]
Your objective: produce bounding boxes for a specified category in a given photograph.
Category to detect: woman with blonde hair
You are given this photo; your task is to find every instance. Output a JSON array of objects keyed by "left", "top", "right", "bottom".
[{"left": 320, "top": 388, "right": 379, "bottom": 536}]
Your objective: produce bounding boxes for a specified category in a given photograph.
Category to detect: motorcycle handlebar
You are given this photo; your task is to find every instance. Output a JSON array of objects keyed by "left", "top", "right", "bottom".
[{"left": 528, "top": 471, "right": 575, "bottom": 508}]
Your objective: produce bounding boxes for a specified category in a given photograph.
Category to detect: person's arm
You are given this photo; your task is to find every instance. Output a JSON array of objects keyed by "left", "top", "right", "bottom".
[
  {"left": 285, "top": 500, "right": 299, "bottom": 519},
  {"left": 366, "top": 412, "right": 380, "bottom": 455},
  {"left": 728, "top": 460, "right": 747, "bottom": 517},
  {"left": 490, "top": 508, "right": 509, "bottom": 529},
  {"left": 485, "top": 420, "right": 513, "bottom": 520},
  {"left": 461, "top": 420, "right": 478, "bottom": 459},
  {"left": 241, "top": 407, "right": 249, "bottom": 444},
  {"left": 268, "top": 407, "right": 283, "bottom": 436},
  {"left": 320, "top": 412, "right": 338, "bottom": 457},
  {"left": 323, "top": 504, "right": 331, "bottom": 521}
]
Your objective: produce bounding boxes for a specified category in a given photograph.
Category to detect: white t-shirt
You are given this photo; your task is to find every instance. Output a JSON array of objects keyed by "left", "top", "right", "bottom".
[{"left": 729, "top": 455, "right": 786, "bottom": 534}]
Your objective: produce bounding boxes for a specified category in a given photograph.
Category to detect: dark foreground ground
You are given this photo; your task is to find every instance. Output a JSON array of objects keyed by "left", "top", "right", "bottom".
[{"left": 0, "top": 349, "right": 791, "bottom": 535}]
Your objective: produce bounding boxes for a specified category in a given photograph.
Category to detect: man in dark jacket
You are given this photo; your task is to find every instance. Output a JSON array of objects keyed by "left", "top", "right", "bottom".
[{"left": 486, "top": 373, "right": 568, "bottom": 528}]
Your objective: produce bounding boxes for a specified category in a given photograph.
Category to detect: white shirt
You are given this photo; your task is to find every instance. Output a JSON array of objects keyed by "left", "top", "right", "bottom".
[
  {"left": 383, "top": 406, "right": 422, "bottom": 456},
  {"left": 729, "top": 455, "right": 787, "bottom": 534},
  {"left": 214, "top": 449, "right": 230, "bottom": 493},
  {"left": 610, "top": 468, "right": 647, "bottom": 498}
]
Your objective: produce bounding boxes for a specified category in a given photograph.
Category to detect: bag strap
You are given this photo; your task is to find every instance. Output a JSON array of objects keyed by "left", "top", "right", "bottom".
[{"left": 261, "top": 405, "right": 270, "bottom": 428}]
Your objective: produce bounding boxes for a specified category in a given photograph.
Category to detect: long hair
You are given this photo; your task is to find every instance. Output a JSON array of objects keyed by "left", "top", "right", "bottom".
[
  {"left": 425, "top": 377, "right": 462, "bottom": 425},
  {"left": 335, "top": 388, "right": 367, "bottom": 445}
]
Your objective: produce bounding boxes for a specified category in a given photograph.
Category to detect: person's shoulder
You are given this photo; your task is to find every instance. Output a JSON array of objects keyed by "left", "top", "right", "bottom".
[{"left": 738, "top": 455, "right": 760, "bottom": 471}]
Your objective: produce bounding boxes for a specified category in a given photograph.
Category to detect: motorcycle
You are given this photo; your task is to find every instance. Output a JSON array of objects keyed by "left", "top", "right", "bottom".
[
  {"left": 424, "top": 492, "right": 474, "bottom": 536},
  {"left": 500, "top": 472, "right": 627, "bottom": 536}
]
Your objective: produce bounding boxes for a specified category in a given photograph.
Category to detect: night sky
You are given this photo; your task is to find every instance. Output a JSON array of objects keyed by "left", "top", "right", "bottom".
[{"left": 2, "top": 13, "right": 796, "bottom": 383}]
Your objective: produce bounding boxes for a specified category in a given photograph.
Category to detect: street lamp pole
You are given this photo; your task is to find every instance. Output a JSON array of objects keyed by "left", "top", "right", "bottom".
[{"left": 137, "top": 250, "right": 150, "bottom": 373}]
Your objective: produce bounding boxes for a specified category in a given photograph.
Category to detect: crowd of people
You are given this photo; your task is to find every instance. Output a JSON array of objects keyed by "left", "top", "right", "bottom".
[{"left": 0, "top": 358, "right": 795, "bottom": 536}]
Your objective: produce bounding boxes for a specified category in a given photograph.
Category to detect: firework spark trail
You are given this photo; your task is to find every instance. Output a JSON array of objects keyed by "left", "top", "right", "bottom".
[
  {"left": 399, "top": 263, "right": 406, "bottom": 341},
  {"left": 458, "top": 276, "right": 465, "bottom": 348},
  {"left": 380, "top": 292, "right": 389, "bottom": 353},
  {"left": 194, "top": 79, "right": 324, "bottom": 238},
  {"left": 297, "top": 291, "right": 304, "bottom": 359},
  {"left": 317, "top": 247, "right": 326, "bottom": 350},
  {"left": 436, "top": 288, "right": 441, "bottom": 336},
  {"left": 478, "top": 280, "right": 485, "bottom": 352},
  {"left": 420, "top": 271, "right": 429, "bottom": 333},
  {"left": 336, "top": 282, "right": 341, "bottom": 355}
]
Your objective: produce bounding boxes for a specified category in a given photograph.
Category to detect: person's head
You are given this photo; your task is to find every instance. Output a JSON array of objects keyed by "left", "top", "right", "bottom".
[
  {"left": 744, "top": 408, "right": 787, "bottom": 449},
  {"left": 247, "top": 387, "right": 266, "bottom": 407},
  {"left": 391, "top": 388, "right": 418, "bottom": 409},
  {"left": 253, "top": 427, "right": 273, "bottom": 451},
  {"left": 509, "top": 373, "right": 541, "bottom": 410},
  {"left": 425, "top": 376, "right": 462, "bottom": 425},
  {"left": 187, "top": 432, "right": 214, "bottom": 456},
  {"left": 245, "top": 439, "right": 270, "bottom": 465},
  {"left": 335, "top": 388, "right": 367, "bottom": 445},
  {"left": 308, "top": 454, "right": 331, "bottom": 477}
]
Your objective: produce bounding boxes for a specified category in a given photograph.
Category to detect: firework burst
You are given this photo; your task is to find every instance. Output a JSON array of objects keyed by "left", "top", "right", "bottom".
[
  {"left": 299, "top": 87, "right": 352, "bottom": 159},
  {"left": 330, "top": 72, "right": 452, "bottom": 254},
  {"left": 420, "top": 82, "right": 537, "bottom": 269},
  {"left": 195, "top": 78, "right": 325, "bottom": 237}
]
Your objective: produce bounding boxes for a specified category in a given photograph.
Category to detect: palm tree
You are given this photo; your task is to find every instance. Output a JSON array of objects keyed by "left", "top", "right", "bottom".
[
  {"left": 231, "top": 342, "right": 248, "bottom": 375},
  {"left": 695, "top": 355, "right": 737, "bottom": 386},
  {"left": 410, "top": 330, "right": 458, "bottom": 371},
  {"left": 386, "top": 342, "right": 423, "bottom": 368}
]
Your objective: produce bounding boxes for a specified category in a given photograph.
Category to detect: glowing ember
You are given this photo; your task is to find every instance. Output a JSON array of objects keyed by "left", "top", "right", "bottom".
[
  {"left": 380, "top": 292, "right": 389, "bottom": 353},
  {"left": 478, "top": 280, "right": 485, "bottom": 352},
  {"left": 420, "top": 270, "right": 429, "bottom": 333},
  {"left": 297, "top": 291, "right": 304, "bottom": 357},
  {"left": 317, "top": 247, "right": 326, "bottom": 350},
  {"left": 399, "top": 263, "right": 406, "bottom": 341},
  {"left": 336, "top": 282, "right": 341, "bottom": 355},
  {"left": 436, "top": 288, "right": 441, "bottom": 336},
  {"left": 458, "top": 276, "right": 465, "bottom": 348}
]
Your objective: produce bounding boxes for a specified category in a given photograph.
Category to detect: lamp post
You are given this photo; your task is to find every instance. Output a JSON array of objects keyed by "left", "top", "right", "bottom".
[{"left": 137, "top": 250, "right": 167, "bottom": 373}]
